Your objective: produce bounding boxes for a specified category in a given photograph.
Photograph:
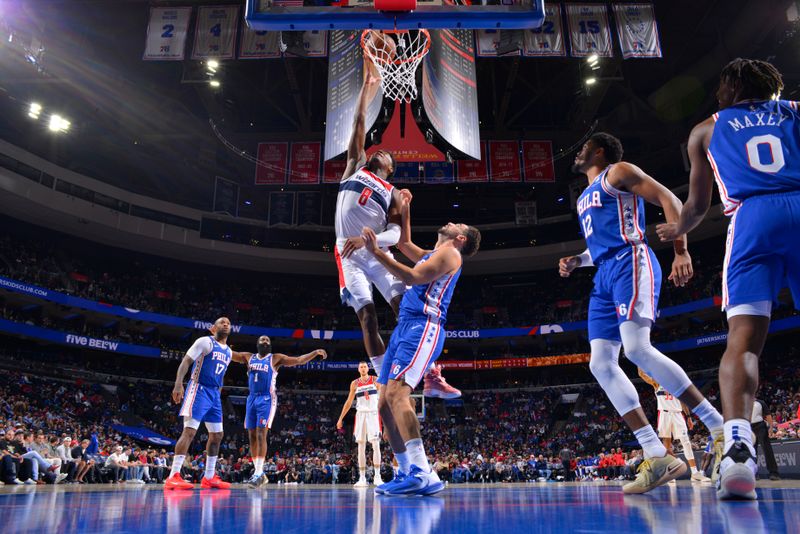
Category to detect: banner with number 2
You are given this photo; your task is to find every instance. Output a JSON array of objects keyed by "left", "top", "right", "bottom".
[
  {"left": 192, "top": 5, "right": 240, "bottom": 60},
  {"left": 143, "top": 7, "right": 192, "bottom": 61}
]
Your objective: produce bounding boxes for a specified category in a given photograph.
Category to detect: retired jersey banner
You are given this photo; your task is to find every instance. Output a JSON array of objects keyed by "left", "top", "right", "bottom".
[
  {"left": 522, "top": 140, "right": 556, "bottom": 182},
  {"left": 456, "top": 142, "right": 488, "bottom": 183},
  {"left": 303, "top": 30, "right": 328, "bottom": 57},
  {"left": 392, "top": 162, "right": 421, "bottom": 184},
  {"left": 288, "top": 142, "right": 321, "bottom": 184},
  {"left": 612, "top": 3, "right": 662, "bottom": 59},
  {"left": 322, "top": 159, "right": 347, "bottom": 184},
  {"left": 489, "top": 141, "right": 522, "bottom": 182},
  {"left": 523, "top": 4, "right": 566, "bottom": 57},
  {"left": 192, "top": 5, "right": 239, "bottom": 60},
  {"left": 475, "top": 30, "right": 521, "bottom": 57},
  {"left": 212, "top": 176, "right": 239, "bottom": 216},
  {"left": 424, "top": 161, "right": 455, "bottom": 184},
  {"left": 143, "top": 7, "right": 191, "bottom": 61},
  {"left": 565, "top": 4, "right": 613, "bottom": 58},
  {"left": 239, "top": 27, "right": 280, "bottom": 59},
  {"left": 255, "top": 142, "right": 289, "bottom": 185}
]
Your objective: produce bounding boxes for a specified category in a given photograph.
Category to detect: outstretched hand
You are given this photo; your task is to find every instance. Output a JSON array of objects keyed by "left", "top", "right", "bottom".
[
  {"left": 668, "top": 251, "right": 694, "bottom": 288},
  {"left": 362, "top": 227, "right": 380, "bottom": 254},
  {"left": 315, "top": 349, "right": 328, "bottom": 360},
  {"left": 656, "top": 222, "right": 680, "bottom": 242},
  {"left": 558, "top": 256, "right": 580, "bottom": 278},
  {"left": 399, "top": 189, "right": 413, "bottom": 210}
]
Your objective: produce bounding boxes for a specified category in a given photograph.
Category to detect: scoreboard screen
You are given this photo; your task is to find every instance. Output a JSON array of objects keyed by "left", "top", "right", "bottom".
[
  {"left": 420, "top": 29, "right": 481, "bottom": 160},
  {"left": 324, "top": 30, "right": 383, "bottom": 161}
]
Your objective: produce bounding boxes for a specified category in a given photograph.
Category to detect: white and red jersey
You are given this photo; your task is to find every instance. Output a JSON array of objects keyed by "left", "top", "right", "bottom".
[
  {"left": 655, "top": 386, "right": 682, "bottom": 412},
  {"left": 354, "top": 376, "right": 379, "bottom": 412},
  {"left": 335, "top": 167, "right": 394, "bottom": 249}
]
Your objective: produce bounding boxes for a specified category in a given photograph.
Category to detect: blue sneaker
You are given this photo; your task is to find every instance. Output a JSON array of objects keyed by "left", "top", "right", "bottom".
[
  {"left": 375, "top": 471, "right": 407, "bottom": 495},
  {"left": 383, "top": 465, "right": 444, "bottom": 496}
]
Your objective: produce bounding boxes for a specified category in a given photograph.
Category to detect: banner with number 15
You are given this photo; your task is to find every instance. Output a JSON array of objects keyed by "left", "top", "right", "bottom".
[
  {"left": 192, "top": 5, "right": 240, "bottom": 60},
  {"left": 143, "top": 7, "right": 192, "bottom": 61}
]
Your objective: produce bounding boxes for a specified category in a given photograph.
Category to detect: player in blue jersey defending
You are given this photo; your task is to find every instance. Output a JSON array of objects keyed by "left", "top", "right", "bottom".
[
  {"left": 559, "top": 133, "right": 725, "bottom": 494},
  {"left": 361, "top": 190, "right": 480, "bottom": 496},
  {"left": 166, "top": 317, "right": 244, "bottom": 490},
  {"left": 657, "top": 59, "right": 797, "bottom": 500},
  {"left": 235, "top": 335, "right": 327, "bottom": 488}
]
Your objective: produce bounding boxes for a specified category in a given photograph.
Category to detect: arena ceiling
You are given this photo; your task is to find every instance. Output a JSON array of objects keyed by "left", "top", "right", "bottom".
[{"left": 0, "top": 0, "right": 797, "bottom": 226}]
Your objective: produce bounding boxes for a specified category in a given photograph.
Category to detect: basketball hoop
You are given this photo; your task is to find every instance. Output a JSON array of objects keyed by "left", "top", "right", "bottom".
[{"left": 360, "top": 29, "right": 431, "bottom": 103}]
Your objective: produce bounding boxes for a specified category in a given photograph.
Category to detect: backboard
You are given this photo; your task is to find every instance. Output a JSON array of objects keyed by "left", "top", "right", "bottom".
[{"left": 245, "top": 0, "right": 546, "bottom": 31}]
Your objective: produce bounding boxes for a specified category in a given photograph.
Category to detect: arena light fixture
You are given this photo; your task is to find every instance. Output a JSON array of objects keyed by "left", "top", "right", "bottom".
[
  {"left": 48, "top": 114, "right": 70, "bottom": 133},
  {"left": 28, "top": 102, "right": 42, "bottom": 119},
  {"left": 586, "top": 53, "right": 599, "bottom": 64},
  {"left": 585, "top": 77, "right": 597, "bottom": 86},
  {"left": 207, "top": 59, "right": 219, "bottom": 69},
  {"left": 210, "top": 80, "right": 221, "bottom": 88}
]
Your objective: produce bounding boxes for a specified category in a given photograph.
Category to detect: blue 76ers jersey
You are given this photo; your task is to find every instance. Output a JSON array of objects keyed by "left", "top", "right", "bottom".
[
  {"left": 708, "top": 99, "right": 800, "bottom": 215},
  {"left": 399, "top": 251, "right": 461, "bottom": 324},
  {"left": 248, "top": 354, "right": 277, "bottom": 396},
  {"left": 191, "top": 336, "right": 232, "bottom": 388},
  {"left": 576, "top": 166, "right": 648, "bottom": 263}
]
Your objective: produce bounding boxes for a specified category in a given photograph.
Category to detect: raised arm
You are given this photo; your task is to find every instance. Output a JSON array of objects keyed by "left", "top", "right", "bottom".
[
  {"left": 396, "top": 189, "right": 429, "bottom": 263},
  {"left": 363, "top": 228, "right": 461, "bottom": 286},
  {"left": 336, "top": 381, "right": 358, "bottom": 430},
  {"left": 657, "top": 119, "right": 716, "bottom": 240},
  {"left": 342, "top": 74, "right": 381, "bottom": 180},
  {"left": 609, "top": 162, "right": 693, "bottom": 287},
  {"left": 231, "top": 351, "right": 251, "bottom": 365},
  {"left": 272, "top": 349, "right": 327, "bottom": 370}
]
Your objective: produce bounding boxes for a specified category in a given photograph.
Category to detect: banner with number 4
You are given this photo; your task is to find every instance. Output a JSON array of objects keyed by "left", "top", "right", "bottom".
[
  {"left": 192, "top": 5, "right": 240, "bottom": 60},
  {"left": 143, "top": 7, "right": 191, "bottom": 61}
]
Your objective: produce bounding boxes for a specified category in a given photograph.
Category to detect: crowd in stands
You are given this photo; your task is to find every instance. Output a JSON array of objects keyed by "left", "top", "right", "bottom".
[
  {"left": 2, "top": 340, "right": 798, "bottom": 487},
  {"left": 0, "top": 226, "right": 733, "bottom": 335}
]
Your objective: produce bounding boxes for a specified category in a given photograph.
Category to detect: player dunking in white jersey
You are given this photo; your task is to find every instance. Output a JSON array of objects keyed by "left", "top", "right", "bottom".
[
  {"left": 639, "top": 368, "right": 711, "bottom": 483},
  {"left": 334, "top": 72, "right": 459, "bottom": 399},
  {"left": 337, "top": 361, "right": 383, "bottom": 487}
]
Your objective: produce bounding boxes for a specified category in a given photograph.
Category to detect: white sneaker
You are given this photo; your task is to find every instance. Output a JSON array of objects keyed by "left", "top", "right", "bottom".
[
  {"left": 55, "top": 474, "right": 68, "bottom": 484},
  {"left": 717, "top": 442, "right": 758, "bottom": 500},
  {"left": 23, "top": 479, "right": 36, "bottom": 485},
  {"left": 354, "top": 477, "right": 369, "bottom": 488},
  {"left": 373, "top": 475, "right": 384, "bottom": 486},
  {"left": 691, "top": 471, "right": 711, "bottom": 483},
  {"left": 11, "top": 479, "right": 24, "bottom": 485}
]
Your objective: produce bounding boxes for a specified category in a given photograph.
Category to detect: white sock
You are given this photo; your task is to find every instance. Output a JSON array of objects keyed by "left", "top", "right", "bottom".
[
  {"left": 253, "top": 458, "right": 264, "bottom": 476},
  {"left": 692, "top": 399, "right": 724, "bottom": 437},
  {"left": 633, "top": 426, "right": 668, "bottom": 459},
  {"left": 395, "top": 450, "right": 411, "bottom": 474},
  {"left": 691, "top": 466, "right": 699, "bottom": 474},
  {"left": 723, "top": 419, "right": 755, "bottom": 455},
  {"left": 404, "top": 438, "right": 431, "bottom": 472},
  {"left": 170, "top": 455, "right": 185, "bottom": 477},
  {"left": 204, "top": 456, "right": 218, "bottom": 479},
  {"left": 369, "top": 353, "right": 385, "bottom": 373}
]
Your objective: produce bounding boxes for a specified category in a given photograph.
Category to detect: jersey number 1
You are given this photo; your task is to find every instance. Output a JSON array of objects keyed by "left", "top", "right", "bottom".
[{"left": 746, "top": 134, "right": 785, "bottom": 173}]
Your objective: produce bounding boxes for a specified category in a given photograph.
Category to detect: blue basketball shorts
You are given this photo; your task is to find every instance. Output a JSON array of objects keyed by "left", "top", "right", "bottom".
[
  {"left": 379, "top": 318, "right": 445, "bottom": 389},
  {"left": 722, "top": 190, "right": 800, "bottom": 314},
  {"left": 178, "top": 380, "right": 223, "bottom": 424},
  {"left": 588, "top": 244, "right": 662, "bottom": 342},
  {"left": 245, "top": 393, "right": 277, "bottom": 430}
]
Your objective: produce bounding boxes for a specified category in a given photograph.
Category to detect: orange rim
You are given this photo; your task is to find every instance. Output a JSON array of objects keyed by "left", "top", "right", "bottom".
[{"left": 360, "top": 29, "right": 431, "bottom": 66}]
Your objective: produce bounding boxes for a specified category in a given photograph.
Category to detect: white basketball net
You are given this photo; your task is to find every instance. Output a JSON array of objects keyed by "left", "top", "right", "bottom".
[{"left": 361, "top": 30, "right": 431, "bottom": 103}]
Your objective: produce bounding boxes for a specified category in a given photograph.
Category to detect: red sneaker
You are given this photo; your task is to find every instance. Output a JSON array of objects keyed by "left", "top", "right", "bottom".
[
  {"left": 423, "top": 364, "right": 461, "bottom": 399},
  {"left": 200, "top": 475, "right": 231, "bottom": 489},
  {"left": 164, "top": 473, "right": 194, "bottom": 490}
]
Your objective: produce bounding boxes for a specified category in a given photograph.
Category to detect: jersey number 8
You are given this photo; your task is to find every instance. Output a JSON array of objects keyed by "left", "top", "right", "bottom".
[{"left": 358, "top": 187, "right": 373, "bottom": 207}]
